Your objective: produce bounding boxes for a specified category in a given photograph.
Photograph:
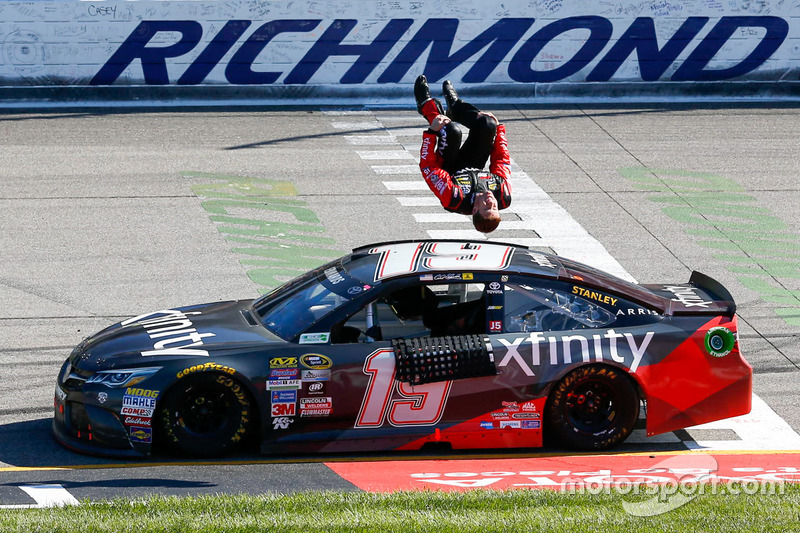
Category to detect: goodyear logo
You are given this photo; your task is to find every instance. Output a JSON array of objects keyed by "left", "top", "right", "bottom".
[
  {"left": 300, "top": 354, "right": 333, "bottom": 370},
  {"left": 270, "top": 357, "right": 297, "bottom": 368}
]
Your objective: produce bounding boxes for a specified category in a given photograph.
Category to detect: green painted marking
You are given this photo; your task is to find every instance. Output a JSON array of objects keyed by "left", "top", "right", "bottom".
[
  {"left": 619, "top": 167, "right": 800, "bottom": 328},
  {"left": 183, "top": 172, "right": 342, "bottom": 293}
]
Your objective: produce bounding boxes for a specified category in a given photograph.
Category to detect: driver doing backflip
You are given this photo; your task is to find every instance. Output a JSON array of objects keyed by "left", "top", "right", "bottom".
[{"left": 415, "top": 75, "right": 512, "bottom": 233}]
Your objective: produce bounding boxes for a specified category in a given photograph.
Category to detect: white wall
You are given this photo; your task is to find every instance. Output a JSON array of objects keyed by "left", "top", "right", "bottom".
[{"left": 1, "top": 0, "right": 798, "bottom": 103}]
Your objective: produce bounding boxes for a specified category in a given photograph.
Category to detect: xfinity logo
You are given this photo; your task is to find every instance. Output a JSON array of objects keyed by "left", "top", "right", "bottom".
[
  {"left": 497, "top": 329, "right": 654, "bottom": 374},
  {"left": 122, "top": 309, "right": 215, "bottom": 357},
  {"left": 662, "top": 286, "right": 713, "bottom": 308}
]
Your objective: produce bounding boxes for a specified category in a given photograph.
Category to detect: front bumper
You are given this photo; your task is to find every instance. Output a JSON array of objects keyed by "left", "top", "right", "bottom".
[{"left": 53, "top": 363, "right": 151, "bottom": 458}]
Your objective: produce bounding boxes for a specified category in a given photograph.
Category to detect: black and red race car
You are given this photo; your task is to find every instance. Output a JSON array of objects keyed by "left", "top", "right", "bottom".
[{"left": 53, "top": 240, "right": 752, "bottom": 458}]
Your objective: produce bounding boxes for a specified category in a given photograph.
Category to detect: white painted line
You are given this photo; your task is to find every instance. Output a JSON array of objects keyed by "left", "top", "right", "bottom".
[
  {"left": 323, "top": 110, "right": 374, "bottom": 116},
  {"left": 488, "top": 237, "right": 547, "bottom": 247},
  {"left": 686, "top": 394, "right": 800, "bottom": 451},
  {"left": 427, "top": 229, "right": 488, "bottom": 240},
  {"left": 389, "top": 127, "right": 425, "bottom": 137},
  {"left": 397, "top": 197, "right": 440, "bottom": 207},
  {"left": 506, "top": 160, "right": 635, "bottom": 282},
  {"left": 383, "top": 181, "right": 429, "bottom": 191},
  {"left": 413, "top": 212, "right": 470, "bottom": 223},
  {"left": 625, "top": 429, "right": 682, "bottom": 444},
  {"left": 357, "top": 150, "right": 414, "bottom": 160},
  {"left": 372, "top": 165, "right": 419, "bottom": 175},
  {"left": 19, "top": 484, "right": 79, "bottom": 507},
  {"left": 330, "top": 121, "right": 382, "bottom": 131},
  {"left": 345, "top": 135, "right": 397, "bottom": 145}
]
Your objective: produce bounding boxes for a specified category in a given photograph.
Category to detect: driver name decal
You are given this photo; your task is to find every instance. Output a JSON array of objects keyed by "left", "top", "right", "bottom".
[{"left": 122, "top": 309, "right": 216, "bottom": 357}]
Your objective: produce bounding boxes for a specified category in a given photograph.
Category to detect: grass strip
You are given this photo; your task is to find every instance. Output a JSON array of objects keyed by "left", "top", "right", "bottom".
[{"left": 1, "top": 484, "right": 799, "bottom": 533}]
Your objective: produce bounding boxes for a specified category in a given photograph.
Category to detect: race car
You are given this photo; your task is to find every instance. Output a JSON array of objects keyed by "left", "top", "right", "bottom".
[{"left": 53, "top": 240, "right": 752, "bottom": 458}]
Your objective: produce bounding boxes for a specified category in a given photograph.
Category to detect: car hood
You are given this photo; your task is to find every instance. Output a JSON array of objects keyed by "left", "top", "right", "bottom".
[{"left": 72, "top": 300, "right": 277, "bottom": 368}]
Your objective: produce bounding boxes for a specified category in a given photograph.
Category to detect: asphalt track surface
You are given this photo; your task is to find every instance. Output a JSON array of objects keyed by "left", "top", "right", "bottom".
[{"left": 1, "top": 102, "right": 799, "bottom": 504}]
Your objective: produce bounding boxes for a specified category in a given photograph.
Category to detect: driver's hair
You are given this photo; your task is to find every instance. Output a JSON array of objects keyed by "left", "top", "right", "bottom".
[{"left": 473, "top": 211, "right": 501, "bottom": 233}]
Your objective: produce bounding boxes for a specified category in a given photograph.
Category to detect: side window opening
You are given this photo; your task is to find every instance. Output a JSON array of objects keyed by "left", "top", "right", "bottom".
[
  {"left": 335, "top": 282, "right": 487, "bottom": 343},
  {"left": 504, "top": 283, "right": 615, "bottom": 333}
]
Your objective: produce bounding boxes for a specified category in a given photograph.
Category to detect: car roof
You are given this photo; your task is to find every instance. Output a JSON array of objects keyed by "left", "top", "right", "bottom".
[
  {"left": 348, "top": 239, "right": 559, "bottom": 279},
  {"left": 344, "top": 239, "right": 664, "bottom": 309}
]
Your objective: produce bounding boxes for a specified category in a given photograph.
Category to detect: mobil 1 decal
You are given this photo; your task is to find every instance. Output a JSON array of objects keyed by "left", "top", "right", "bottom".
[{"left": 494, "top": 323, "right": 689, "bottom": 380}]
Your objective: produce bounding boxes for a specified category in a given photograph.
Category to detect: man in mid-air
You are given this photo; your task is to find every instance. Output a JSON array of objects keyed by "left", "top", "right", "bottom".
[{"left": 415, "top": 74, "right": 512, "bottom": 233}]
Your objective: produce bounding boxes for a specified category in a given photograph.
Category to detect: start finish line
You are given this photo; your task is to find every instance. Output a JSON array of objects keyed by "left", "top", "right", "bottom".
[{"left": 327, "top": 452, "right": 800, "bottom": 494}]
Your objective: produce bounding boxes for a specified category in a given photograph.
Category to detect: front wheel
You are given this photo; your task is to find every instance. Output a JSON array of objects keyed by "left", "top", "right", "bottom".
[
  {"left": 545, "top": 365, "right": 639, "bottom": 450},
  {"left": 156, "top": 373, "right": 253, "bottom": 457}
]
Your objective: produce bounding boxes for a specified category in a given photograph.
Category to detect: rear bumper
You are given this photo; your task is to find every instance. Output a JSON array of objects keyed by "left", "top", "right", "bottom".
[{"left": 636, "top": 316, "right": 753, "bottom": 436}]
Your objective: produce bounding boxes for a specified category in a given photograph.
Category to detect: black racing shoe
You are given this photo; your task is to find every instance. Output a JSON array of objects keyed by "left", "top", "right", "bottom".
[
  {"left": 442, "top": 80, "right": 459, "bottom": 116},
  {"left": 414, "top": 74, "right": 432, "bottom": 113}
]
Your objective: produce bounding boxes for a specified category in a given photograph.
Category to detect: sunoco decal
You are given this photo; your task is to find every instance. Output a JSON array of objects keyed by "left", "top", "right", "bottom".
[{"left": 121, "top": 309, "right": 215, "bottom": 357}]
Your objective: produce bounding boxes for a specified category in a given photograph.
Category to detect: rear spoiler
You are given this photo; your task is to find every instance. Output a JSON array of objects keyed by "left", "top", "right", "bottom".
[
  {"left": 644, "top": 271, "right": 736, "bottom": 317},
  {"left": 690, "top": 271, "right": 735, "bottom": 307},
  {"left": 682, "top": 271, "right": 737, "bottom": 317}
]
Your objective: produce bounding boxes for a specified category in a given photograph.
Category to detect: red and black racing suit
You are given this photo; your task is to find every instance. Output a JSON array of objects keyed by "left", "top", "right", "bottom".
[{"left": 419, "top": 99, "right": 512, "bottom": 215}]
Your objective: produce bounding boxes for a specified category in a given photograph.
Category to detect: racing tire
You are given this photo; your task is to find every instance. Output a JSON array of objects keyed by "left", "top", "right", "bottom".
[
  {"left": 156, "top": 373, "right": 254, "bottom": 457},
  {"left": 545, "top": 364, "right": 639, "bottom": 451}
]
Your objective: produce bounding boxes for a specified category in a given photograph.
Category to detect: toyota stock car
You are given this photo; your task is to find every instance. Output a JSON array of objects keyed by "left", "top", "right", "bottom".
[{"left": 54, "top": 240, "right": 752, "bottom": 458}]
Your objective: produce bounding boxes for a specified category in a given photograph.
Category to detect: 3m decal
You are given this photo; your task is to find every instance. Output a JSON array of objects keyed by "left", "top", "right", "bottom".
[
  {"left": 355, "top": 349, "right": 451, "bottom": 428},
  {"left": 271, "top": 403, "right": 296, "bottom": 417}
]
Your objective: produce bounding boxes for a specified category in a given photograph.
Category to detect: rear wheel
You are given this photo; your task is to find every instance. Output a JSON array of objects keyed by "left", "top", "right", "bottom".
[
  {"left": 545, "top": 365, "right": 639, "bottom": 450},
  {"left": 157, "top": 373, "right": 253, "bottom": 457}
]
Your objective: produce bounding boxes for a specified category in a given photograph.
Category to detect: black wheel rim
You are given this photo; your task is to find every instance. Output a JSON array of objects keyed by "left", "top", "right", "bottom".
[
  {"left": 564, "top": 379, "right": 620, "bottom": 433},
  {"left": 176, "top": 386, "right": 232, "bottom": 437}
]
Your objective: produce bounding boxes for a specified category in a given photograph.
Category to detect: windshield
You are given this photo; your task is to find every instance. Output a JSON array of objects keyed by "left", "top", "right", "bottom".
[{"left": 253, "top": 259, "right": 372, "bottom": 340}]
